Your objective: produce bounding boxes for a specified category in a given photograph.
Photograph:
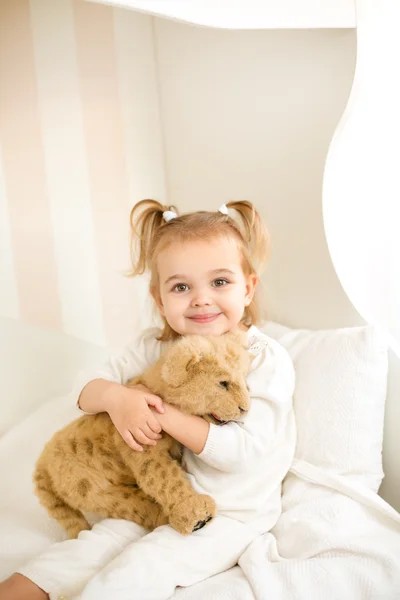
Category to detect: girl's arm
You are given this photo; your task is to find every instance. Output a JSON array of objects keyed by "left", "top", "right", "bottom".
[
  {"left": 75, "top": 329, "right": 165, "bottom": 451},
  {"left": 75, "top": 327, "right": 162, "bottom": 414},
  {"left": 155, "top": 404, "right": 210, "bottom": 454},
  {"left": 78, "top": 378, "right": 120, "bottom": 414},
  {"left": 159, "top": 337, "right": 296, "bottom": 473}
]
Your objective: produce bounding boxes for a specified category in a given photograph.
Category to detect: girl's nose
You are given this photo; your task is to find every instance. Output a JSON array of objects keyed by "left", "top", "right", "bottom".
[{"left": 191, "top": 293, "right": 212, "bottom": 307}]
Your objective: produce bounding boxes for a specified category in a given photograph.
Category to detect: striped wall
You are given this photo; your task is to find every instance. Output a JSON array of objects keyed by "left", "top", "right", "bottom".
[{"left": 0, "top": 0, "right": 166, "bottom": 348}]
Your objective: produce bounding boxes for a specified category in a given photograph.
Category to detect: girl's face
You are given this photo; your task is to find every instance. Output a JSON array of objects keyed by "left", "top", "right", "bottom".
[{"left": 153, "top": 236, "right": 257, "bottom": 337}]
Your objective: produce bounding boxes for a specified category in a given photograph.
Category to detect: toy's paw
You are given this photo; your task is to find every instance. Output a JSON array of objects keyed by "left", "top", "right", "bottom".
[
  {"left": 192, "top": 514, "right": 213, "bottom": 531},
  {"left": 169, "top": 494, "right": 216, "bottom": 535}
]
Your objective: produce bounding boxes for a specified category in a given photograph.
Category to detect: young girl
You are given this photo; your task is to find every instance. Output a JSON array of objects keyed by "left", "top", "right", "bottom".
[{"left": 0, "top": 200, "right": 296, "bottom": 600}]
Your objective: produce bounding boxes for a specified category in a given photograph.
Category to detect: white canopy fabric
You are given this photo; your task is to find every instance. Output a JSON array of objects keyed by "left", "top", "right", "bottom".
[
  {"left": 85, "top": 0, "right": 356, "bottom": 29},
  {"left": 323, "top": 0, "right": 400, "bottom": 359}
]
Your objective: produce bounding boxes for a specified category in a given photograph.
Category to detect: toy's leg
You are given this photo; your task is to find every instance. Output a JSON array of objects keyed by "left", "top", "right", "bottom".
[
  {"left": 81, "top": 515, "right": 265, "bottom": 600},
  {"left": 126, "top": 451, "right": 216, "bottom": 535},
  {"left": 71, "top": 482, "right": 168, "bottom": 531},
  {"left": 17, "top": 519, "right": 147, "bottom": 600},
  {"left": 34, "top": 467, "right": 90, "bottom": 539}
]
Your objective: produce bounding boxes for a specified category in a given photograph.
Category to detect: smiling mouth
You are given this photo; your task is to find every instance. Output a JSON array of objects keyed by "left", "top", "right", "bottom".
[{"left": 188, "top": 313, "right": 220, "bottom": 324}]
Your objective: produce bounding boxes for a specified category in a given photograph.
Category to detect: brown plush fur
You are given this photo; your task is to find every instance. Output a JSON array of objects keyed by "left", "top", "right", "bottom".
[{"left": 33, "top": 332, "right": 250, "bottom": 538}]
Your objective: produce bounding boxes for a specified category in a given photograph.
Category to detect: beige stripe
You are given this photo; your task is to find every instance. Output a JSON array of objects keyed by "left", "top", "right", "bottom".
[
  {"left": 30, "top": 0, "right": 105, "bottom": 346},
  {"left": 0, "top": 0, "right": 62, "bottom": 330},
  {"left": 0, "top": 142, "right": 20, "bottom": 319},
  {"left": 113, "top": 10, "right": 167, "bottom": 205},
  {"left": 113, "top": 10, "right": 167, "bottom": 340},
  {"left": 73, "top": 0, "right": 133, "bottom": 348}
]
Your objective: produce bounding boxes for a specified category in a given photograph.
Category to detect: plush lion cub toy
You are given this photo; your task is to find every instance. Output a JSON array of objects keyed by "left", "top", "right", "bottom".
[{"left": 34, "top": 332, "right": 250, "bottom": 538}]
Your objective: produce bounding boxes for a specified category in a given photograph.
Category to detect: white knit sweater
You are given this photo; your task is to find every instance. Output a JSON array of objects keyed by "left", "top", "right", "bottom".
[{"left": 75, "top": 326, "right": 296, "bottom": 525}]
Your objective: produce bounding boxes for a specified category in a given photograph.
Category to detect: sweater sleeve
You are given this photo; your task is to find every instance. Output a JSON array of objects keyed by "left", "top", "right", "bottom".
[
  {"left": 196, "top": 334, "right": 296, "bottom": 473},
  {"left": 73, "top": 328, "right": 163, "bottom": 414}
]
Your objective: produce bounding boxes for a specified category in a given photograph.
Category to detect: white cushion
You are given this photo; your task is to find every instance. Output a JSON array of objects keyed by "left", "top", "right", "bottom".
[
  {"left": 0, "top": 317, "right": 108, "bottom": 436},
  {"left": 262, "top": 322, "right": 388, "bottom": 492}
]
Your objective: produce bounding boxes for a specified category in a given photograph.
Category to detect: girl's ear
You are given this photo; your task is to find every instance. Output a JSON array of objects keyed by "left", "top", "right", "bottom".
[{"left": 244, "top": 274, "right": 258, "bottom": 306}]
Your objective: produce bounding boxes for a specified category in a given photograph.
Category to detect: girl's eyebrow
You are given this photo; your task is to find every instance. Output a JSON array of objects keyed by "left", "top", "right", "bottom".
[
  {"left": 164, "top": 268, "right": 235, "bottom": 285},
  {"left": 164, "top": 274, "right": 187, "bottom": 285},
  {"left": 209, "top": 268, "right": 235, "bottom": 275}
]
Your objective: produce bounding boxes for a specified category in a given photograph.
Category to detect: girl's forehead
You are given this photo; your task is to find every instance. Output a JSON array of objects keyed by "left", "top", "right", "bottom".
[{"left": 157, "top": 236, "right": 243, "bottom": 273}]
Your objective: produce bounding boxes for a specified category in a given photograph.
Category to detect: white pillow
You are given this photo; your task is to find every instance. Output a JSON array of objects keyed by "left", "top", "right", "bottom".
[
  {"left": 262, "top": 322, "right": 388, "bottom": 492},
  {"left": 0, "top": 316, "right": 109, "bottom": 436}
]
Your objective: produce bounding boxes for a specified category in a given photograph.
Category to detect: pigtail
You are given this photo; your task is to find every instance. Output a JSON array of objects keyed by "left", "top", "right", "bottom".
[
  {"left": 128, "top": 199, "right": 178, "bottom": 277},
  {"left": 226, "top": 201, "right": 270, "bottom": 275}
]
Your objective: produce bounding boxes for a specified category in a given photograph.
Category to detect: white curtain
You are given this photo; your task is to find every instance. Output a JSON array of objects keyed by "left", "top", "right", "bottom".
[{"left": 323, "top": 0, "right": 400, "bottom": 358}]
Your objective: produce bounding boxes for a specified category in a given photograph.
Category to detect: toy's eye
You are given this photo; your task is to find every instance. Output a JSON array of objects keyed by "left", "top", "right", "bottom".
[{"left": 219, "top": 381, "right": 229, "bottom": 389}]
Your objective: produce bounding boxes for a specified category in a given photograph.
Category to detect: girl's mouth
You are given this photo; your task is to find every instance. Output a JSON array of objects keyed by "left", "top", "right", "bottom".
[{"left": 188, "top": 313, "right": 220, "bottom": 324}]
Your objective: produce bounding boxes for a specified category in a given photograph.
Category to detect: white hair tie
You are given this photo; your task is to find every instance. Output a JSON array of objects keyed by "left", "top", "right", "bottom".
[
  {"left": 163, "top": 210, "right": 177, "bottom": 223},
  {"left": 163, "top": 206, "right": 227, "bottom": 222}
]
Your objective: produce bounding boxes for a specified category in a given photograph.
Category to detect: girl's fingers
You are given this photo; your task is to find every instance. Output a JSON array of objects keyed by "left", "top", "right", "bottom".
[
  {"left": 145, "top": 394, "right": 165, "bottom": 414},
  {"left": 143, "top": 422, "right": 162, "bottom": 440},
  {"left": 147, "top": 414, "right": 162, "bottom": 434},
  {"left": 134, "top": 429, "right": 157, "bottom": 446},
  {"left": 122, "top": 431, "right": 143, "bottom": 452}
]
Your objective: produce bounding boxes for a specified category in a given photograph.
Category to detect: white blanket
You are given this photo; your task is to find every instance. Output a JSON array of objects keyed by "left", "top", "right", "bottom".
[{"left": 1, "top": 396, "right": 400, "bottom": 600}]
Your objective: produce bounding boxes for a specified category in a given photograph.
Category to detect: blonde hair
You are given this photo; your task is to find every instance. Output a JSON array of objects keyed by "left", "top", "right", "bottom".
[{"left": 128, "top": 199, "right": 270, "bottom": 341}]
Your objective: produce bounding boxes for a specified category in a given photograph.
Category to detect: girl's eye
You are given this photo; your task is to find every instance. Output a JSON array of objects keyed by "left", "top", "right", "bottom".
[
  {"left": 212, "top": 278, "right": 228, "bottom": 287},
  {"left": 173, "top": 283, "right": 189, "bottom": 293}
]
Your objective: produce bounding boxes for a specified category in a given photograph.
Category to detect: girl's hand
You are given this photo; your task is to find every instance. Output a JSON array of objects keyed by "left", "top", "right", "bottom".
[
  {"left": 151, "top": 403, "right": 210, "bottom": 455},
  {"left": 103, "top": 383, "right": 164, "bottom": 452}
]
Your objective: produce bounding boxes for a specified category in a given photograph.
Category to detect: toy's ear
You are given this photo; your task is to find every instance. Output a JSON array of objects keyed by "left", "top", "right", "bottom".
[
  {"left": 161, "top": 336, "right": 210, "bottom": 388},
  {"left": 220, "top": 330, "right": 249, "bottom": 369},
  {"left": 223, "top": 330, "right": 247, "bottom": 347}
]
